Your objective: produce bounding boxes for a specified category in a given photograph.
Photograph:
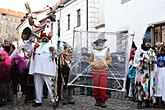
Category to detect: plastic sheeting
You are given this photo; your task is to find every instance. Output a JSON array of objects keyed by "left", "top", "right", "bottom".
[{"left": 68, "top": 30, "right": 133, "bottom": 91}]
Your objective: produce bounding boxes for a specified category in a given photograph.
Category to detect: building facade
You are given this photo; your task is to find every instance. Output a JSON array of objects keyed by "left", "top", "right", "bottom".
[
  {"left": 0, "top": 8, "right": 24, "bottom": 45},
  {"left": 105, "top": 0, "right": 165, "bottom": 48},
  {"left": 53, "top": 0, "right": 105, "bottom": 46}
]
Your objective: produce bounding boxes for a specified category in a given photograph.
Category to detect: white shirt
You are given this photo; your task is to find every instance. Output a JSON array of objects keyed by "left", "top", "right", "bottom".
[{"left": 93, "top": 47, "right": 107, "bottom": 62}]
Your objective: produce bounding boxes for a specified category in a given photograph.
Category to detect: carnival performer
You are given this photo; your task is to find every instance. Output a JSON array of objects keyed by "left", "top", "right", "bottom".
[
  {"left": 155, "top": 43, "right": 165, "bottom": 107},
  {"left": 0, "top": 51, "right": 11, "bottom": 106},
  {"left": 11, "top": 54, "right": 27, "bottom": 106},
  {"left": 89, "top": 38, "right": 112, "bottom": 108},
  {"left": 127, "top": 41, "right": 137, "bottom": 99},
  {"left": 29, "top": 33, "right": 56, "bottom": 107},
  {"left": 61, "top": 48, "right": 75, "bottom": 105},
  {"left": 134, "top": 26, "right": 157, "bottom": 109}
]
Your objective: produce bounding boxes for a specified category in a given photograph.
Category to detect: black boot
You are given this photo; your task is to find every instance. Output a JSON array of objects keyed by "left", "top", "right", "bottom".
[
  {"left": 32, "top": 102, "right": 42, "bottom": 107},
  {"left": 100, "top": 102, "right": 107, "bottom": 108},
  {"left": 137, "top": 101, "right": 142, "bottom": 109},
  {"left": 154, "top": 97, "right": 159, "bottom": 108},
  {"left": 94, "top": 98, "right": 100, "bottom": 106},
  {"left": 161, "top": 100, "right": 165, "bottom": 108},
  {"left": 145, "top": 100, "right": 150, "bottom": 108}
]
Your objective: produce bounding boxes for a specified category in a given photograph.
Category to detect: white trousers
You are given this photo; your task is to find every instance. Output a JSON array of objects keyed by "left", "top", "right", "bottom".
[{"left": 33, "top": 73, "right": 54, "bottom": 103}]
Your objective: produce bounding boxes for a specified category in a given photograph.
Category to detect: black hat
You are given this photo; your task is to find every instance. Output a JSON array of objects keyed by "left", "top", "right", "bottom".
[{"left": 93, "top": 38, "right": 107, "bottom": 45}]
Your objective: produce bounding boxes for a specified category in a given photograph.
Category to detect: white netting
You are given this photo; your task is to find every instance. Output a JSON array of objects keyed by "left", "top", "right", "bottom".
[{"left": 68, "top": 30, "right": 133, "bottom": 91}]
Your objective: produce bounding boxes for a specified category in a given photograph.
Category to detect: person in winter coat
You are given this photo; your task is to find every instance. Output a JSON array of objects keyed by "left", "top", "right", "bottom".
[{"left": 0, "top": 51, "right": 11, "bottom": 106}]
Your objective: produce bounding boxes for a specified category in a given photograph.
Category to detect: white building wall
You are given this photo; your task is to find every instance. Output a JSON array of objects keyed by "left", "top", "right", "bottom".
[
  {"left": 53, "top": 0, "right": 87, "bottom": 47},
  {"left": 53, "top": 0, "right": 104, "bottom": 47},
  {"left": 105, "top": 0, "right": 165, "bottom": 48}
]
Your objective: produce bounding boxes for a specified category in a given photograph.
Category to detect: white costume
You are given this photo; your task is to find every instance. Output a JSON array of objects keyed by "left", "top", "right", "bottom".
[
  {"left": 156, "top": 67, "right": 165, "bottom": 101},
  {"left": 156, "top": 56, "right": 165, "bottom": 102},
  {"left": 29, "top": 41, "right": 56, "bottom": 103}
]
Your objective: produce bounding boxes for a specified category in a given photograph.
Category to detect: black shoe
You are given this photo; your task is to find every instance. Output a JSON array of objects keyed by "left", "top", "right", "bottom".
[
  {"left": 137, "top": 101, "right": 142, "bottom": 109},
  {"left": 100, "top": 103, "right": 107, "bottom": 108},
  {"left": 68, "top": 100, "right": 75, "bottom": 104},
  {"left": 80, "top": 92, "right": 84, "bottom": 95},
  {"left": 53, "top": 101, "right": 59, "bottom": 109},
  {"left": 137, "top": 104, "right": 142, "bottom": 109},
  {"left": 62, "top": 100, "right": 68, "bottom": 105},
  {"left": 32, "top": 102, "right": 42, "bottom": 107},
  {"left": 145, "top": 100, "right": 150, "bottom": 108},
  {"left": 94, "top": 102, "right": 100, "bottom": 106}
]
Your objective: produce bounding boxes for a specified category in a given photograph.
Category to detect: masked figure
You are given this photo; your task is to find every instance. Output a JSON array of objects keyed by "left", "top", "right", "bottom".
[
  {"left": 29, "top": 33, "right": 56, "bottom": 107},
  {"left": 134, "top": 26, "right": 157, "bottom": 109},
  {"left": 11, "top": 54, "right": 27, "bottom": 106},
  {"left": 89, "top": 38, "right": 112, "bottom": 108}
]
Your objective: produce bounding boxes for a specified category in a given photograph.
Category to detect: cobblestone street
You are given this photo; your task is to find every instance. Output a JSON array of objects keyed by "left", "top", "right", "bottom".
[{"left": 0, "top": 91, "right": 164, "bottom": 110}]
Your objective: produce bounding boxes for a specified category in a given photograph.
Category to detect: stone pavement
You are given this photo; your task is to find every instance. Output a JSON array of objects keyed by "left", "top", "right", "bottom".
[{"left": 0, "top": 91, "right": 164, "bottom": 110}]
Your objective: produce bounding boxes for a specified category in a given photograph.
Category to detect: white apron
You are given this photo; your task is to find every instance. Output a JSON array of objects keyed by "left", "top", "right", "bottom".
[
  {"left": 156, "top": 67, "right": 165, "bottom": 101},
  {"left": 29, "top": 42, "right": 56, "bottom": 77}
]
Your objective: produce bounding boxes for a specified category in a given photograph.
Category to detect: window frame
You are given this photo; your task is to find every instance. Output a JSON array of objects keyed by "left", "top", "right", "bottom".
[
  {"left": 151, "top": 23, "right": 165, "bottom": 46},
  {"left": 77, "top": 9, "right": 81, "bottom": 27},
  {"left": 121, "top": 0, "right": 131, "bottom": 4},
  {"left": 57, "top": 20, "right": 60, "bottom": 36},
  {"left": 117, "top": 30, "right": 128, "bottom": 52},
  {"left": 67, "top": 14, "right": 70, "bottom": 30}
]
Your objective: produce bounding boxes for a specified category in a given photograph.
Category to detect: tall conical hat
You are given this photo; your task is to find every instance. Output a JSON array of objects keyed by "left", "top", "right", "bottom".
[{"left": 143, "top": 26, "right": 153, "bottom": 44}]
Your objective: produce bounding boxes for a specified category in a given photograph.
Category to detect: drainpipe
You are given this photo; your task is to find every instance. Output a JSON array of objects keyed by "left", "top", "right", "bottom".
[
  {"left": 86, "top": 0, "right": 88, "bottom": 32},
  {"left": 86, "top": 0, "right": 89, "bottom": 49}
]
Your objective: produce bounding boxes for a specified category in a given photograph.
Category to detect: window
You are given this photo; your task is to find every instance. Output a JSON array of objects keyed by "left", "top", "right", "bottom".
[
  {"left": 121, "top": 0, "right": 131, "bottom": 4},
  {"left": 151, "top": 24, "right": 165, "bottom": 45},
  {"left": 57, "top": 20, "right": 60, "bottom": 36},
  {"left": 117, "top": 31, "right": 128, "bottom": 52},
  {"left": 77, "top": 9, "right": 81, "bottom": 27},
  {"left": 67, "top": 14, "right": 70, "bottom": 30}
]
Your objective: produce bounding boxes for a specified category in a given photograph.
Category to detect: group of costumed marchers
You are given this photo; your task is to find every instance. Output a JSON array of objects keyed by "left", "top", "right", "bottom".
[
  {"left": 127, "top": 26, "right": 165, "bottom": 109},
  {"left": 0, "top": 39, "right": 27, "bottom": 106},
  {"left": 0, "top": 32, "right": 58, "bottom": 107},
  {"left": 0, "top": 14, "right": 75, "bottom": 107}
]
